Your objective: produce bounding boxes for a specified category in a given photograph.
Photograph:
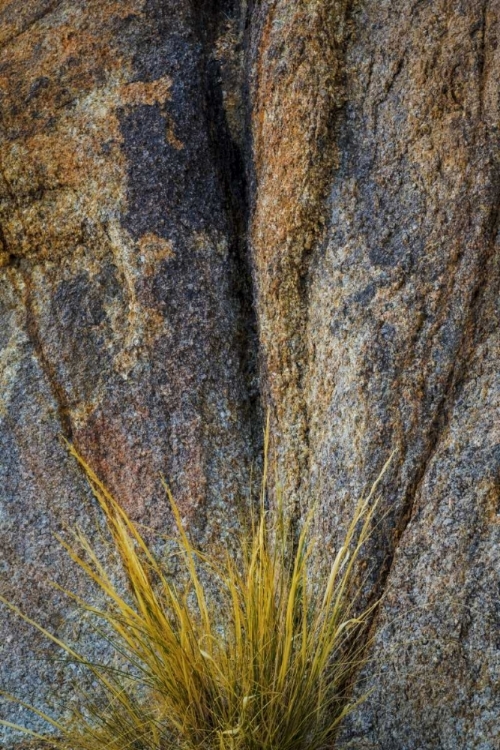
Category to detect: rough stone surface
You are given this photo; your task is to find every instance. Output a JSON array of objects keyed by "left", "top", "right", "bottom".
[
  {"left": 1, "top": 1, "right": 499, "bottom": 748},
  {"left": 0, "top": 0, "right": 258, "bottom": 744},
  {"left": 250, "top": 0, "right": 500, "bottom": 747}
]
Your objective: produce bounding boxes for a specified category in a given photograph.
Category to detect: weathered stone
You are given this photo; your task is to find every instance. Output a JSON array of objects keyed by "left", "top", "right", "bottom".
[
  {"left": 1, "top": 0, "right": 499, "bottom": 748},
  {"left": 0, "top": 1, "right": 257, "bottom": 743},
  {"left": 249, "top": 0, "right": 351, "bottom": 521},
  {"left": 250, "top": 0, "right": 500, "bottom": 747}
]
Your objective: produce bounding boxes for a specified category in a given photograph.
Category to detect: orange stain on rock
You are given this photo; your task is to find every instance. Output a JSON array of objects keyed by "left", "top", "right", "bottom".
[
  {"left": 250, "top": 1, "right": 349, "bottom": 505},
  {"left": 138, "top": 233, "right": 175, "bottom": 272},
  {"left": 120, "top": 77, "right": 173, "bottom": 107}
]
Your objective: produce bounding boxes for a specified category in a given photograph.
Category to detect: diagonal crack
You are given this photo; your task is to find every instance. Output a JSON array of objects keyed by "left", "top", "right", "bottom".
[
  {"left": 375, "top": 177, "right": 500, "bottom": 616},
  {"left": 193, "top": 0, "right": 262, "bottom": 443},
  {"left": 0, "top": 0, "right": 63, "bottom": 51},
  {"left": 0, "top": 162, "right": 73, "bottom": 440}
]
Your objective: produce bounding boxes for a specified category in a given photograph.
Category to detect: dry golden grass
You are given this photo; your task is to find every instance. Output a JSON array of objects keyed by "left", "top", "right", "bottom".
[{"left": 1, "top": 438, "right": 388, "bottom": 750}]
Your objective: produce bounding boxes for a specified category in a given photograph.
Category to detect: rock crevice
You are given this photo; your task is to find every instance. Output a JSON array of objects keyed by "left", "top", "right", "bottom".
[{"left": 1, "top": 2, "right": 499, "bottom": 748}]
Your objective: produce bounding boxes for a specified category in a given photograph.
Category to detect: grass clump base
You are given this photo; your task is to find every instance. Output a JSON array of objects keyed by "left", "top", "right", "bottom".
[{"left": 1, "top": 443, "right": 385, "bottom": 750}]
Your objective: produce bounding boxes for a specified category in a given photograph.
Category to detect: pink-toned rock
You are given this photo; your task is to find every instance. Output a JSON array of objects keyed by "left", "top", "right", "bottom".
[
  {"left": 0, "top": 1, "right": 257, "bottom": 743},
  {"left": 1, "top": 1, "right": 499, "bottom": 748}
]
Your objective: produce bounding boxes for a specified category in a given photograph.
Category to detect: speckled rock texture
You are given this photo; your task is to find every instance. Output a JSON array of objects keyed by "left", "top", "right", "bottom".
[
  {"left": 1, "top": 1, "right": 499, "bottom": 748},
  {"left": 250, "top": 0, "right": 500, "bottom": 748},
  {"left": 0, "top": 0, "right": 258, "bottom": 744}
]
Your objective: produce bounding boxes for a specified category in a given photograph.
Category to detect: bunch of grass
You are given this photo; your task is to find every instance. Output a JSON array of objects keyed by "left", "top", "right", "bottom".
[{"left": 1, "top": 443, "right": 386, "bottom": 750}]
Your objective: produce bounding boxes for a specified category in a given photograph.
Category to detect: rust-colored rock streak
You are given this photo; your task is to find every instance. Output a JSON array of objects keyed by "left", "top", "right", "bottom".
[
  {"left": 0, "top": 0, "right": 257, "bottom": 742},
  {"left": 250, "top": 0, "right": 350, "bottom": 516},
  {"left": 251, "top": 0, "right": 500, "bottom": 747},
  {"left": 1, "top": 0, "right": 500, "bottom": 748}
]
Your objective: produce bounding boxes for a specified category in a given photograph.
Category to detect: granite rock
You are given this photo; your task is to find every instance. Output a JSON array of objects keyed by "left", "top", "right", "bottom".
[
  {"left": 0, "top": 0, "right": 258, "bottom": 743},
  {"left": 1, "top": 1, "right": 499, "bottom": 748},
  {"left": 250, "top": 1, "right": 500, "bottom": 747}
]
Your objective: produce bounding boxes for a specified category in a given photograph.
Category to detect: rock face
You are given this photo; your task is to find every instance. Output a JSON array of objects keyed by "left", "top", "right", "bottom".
[
  {"left": 1, "top": 1, "right": 499, "bottom": 748},
  {"left": 0, "top": 0, "right": 259, "bottom": 742}
]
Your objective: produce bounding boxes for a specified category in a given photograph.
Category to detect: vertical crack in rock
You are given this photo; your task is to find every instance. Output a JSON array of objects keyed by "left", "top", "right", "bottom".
[
  {"left": 21, "top": 272, "right": 74, "bottom": 441},
  {"left": 392, "top": 190, "right": 500, "bottom": 556},
  {"left": 374, "top": 8, "right": 500, "bottom": 599},
  {"left": 194, "top": 0, "right": 262, "bottom": 449},
  {"left": 107, "top": 0, "right": 260, "bottom": 531},
  {"left": 0, "top": 4, "right": 261, "bottom": 743},
  {"left": 364, "top": 194, "right": 500, "bottom": 682},
  {"left": 330, "top": 2, "right": 500, "bottom": 744}
]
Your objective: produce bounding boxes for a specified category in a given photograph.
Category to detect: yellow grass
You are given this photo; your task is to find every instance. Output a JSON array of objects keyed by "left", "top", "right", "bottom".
[{"left": 1, "top": 439, "right": 388, "bottom": 750}]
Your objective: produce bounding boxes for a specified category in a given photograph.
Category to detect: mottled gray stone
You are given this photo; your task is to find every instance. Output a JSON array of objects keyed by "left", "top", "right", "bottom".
[
  {"left": 0, "top": 1, "right": 257, "bottom": 745},
  {"left": 250, "top": 1, "right": 500, "bottom": 747},
  {"left": 1, "top": 0, "right": 499, "bottom": 748}
]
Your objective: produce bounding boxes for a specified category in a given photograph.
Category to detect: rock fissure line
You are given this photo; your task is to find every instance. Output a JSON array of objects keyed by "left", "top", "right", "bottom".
[
  {"left": 22, "top": 270, "right": 74, "bottom": 441},
  {"left": 195, "top": 0, "right": 263, "bottom": 450},
  {"left": 372, "top": 194, "right": 500, "bottom": 643},
  {"left": 0, "top": 0, "right": 63, "bottom": 52},
  {"left": 0, "top": 155, "right": 74, "bottom": 441}
]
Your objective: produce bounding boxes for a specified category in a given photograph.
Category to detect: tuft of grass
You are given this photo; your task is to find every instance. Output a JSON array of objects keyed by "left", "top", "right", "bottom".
[{"left": 1, "top": 440, "right": 388, "bottom": 750}]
